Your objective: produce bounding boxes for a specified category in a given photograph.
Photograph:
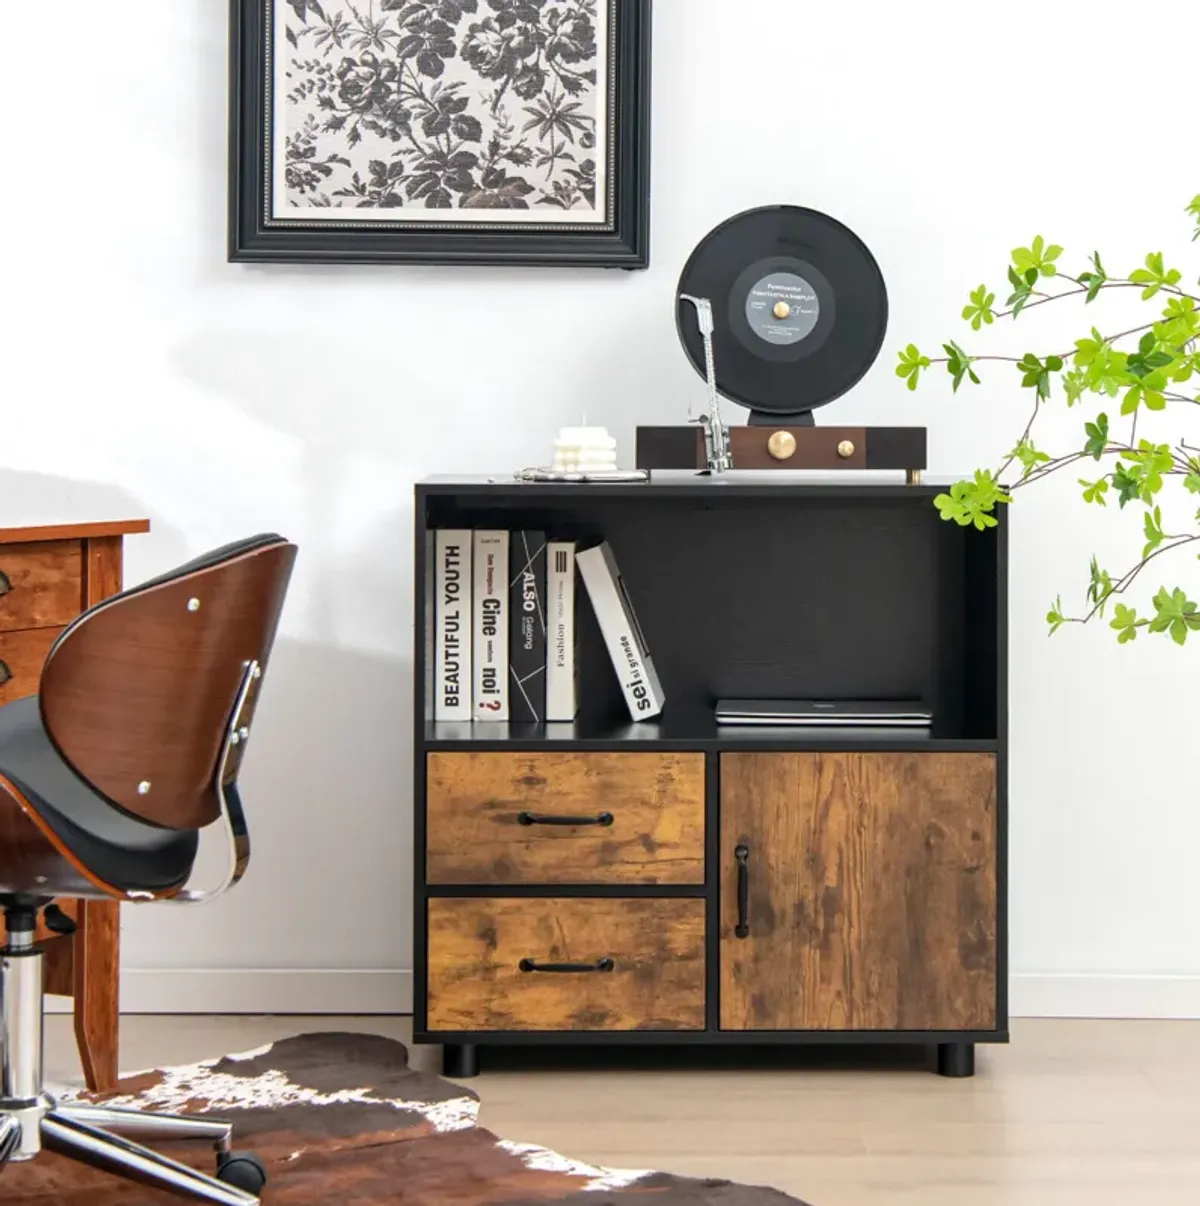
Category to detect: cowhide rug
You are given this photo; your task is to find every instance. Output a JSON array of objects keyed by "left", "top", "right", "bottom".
[{"left": 3, "top": 1033, "right": 811, "bottom": 1205}]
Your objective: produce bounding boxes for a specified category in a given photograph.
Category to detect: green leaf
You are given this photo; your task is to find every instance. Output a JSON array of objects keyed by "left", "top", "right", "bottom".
[
  {"left": 1184, "top": 473, "right": 1200, "bottom": 494},
  {"left": 1011, "top": 439, "right": 1051, "bottom": 479},
  {"left": 1074, "top": 328, "right": 1108, "bottom": 368},
  {"left": 1063, "top": 370, "right": 1088, "bottom": 406},
  {"left": 1110, "top": 603, "right": 1140, "bottom": 644},
  {"left": 943, "top": 340, "right": 980, "bottom": 392},
  {"left": 961, "top": 285, "right": 997, "bottom": 332},
  {"left": 1084, "top": 413, "right": 1109, "bottom": 460},
  {"left": 1158, "top": 296, "right": 1200, "bottom": 350},
  {"left": 934, "top": 471, "right": 1013, "bottom": 532},
  {"left": 1085, "top": 346, "right": 1132, "bottom": 397},
  {"left": 1150, "top": 587, "right": 1199, "bottom": 645},
  {"left": 1005, "top": 265, "right": 1034, "bottom": 317},
  {"left": 1125, "top": 441, "right": 1174, "bottom": 500},
  {"left": 1126, "top": 330, "right": 1176, "bottom": 385},
  {"left": 1078, "top": 251, "right": 1108, "bottom": 302},
  {"left": 1012, "top": 235, "right": 1063, "bottom": 283},
  {"left": 1188, "top": 194, "right": 1200, "bottom": 241},
  {"left": 1112, "top": 464, "right": 1140, "bottom": 507},
  {"left": 896, "top": 343, "right": 932, "bottom": 391},
  {"left": 1174, "top": 356, "right": 1198, "bottom": 385},
  {"left": 1017, "top": 352, "right": 1056, "bottom": 399},
  {"left": 1088, "top": 556, "right": 1114, "bottom": 612},
  {"left": 1143, "top": 506, "right": 1165, "bottom": 558},
  {"left": 1080, "top": 477, "right": 1110, "bottom": 506},
  {"left": 1047, "top": 595, "right": 1066, "bottom": 635},
  {"left": 1130, "top": 251, "right": 1183, "bottom": 300},
  {"left": 1163, "top": 295, "right": 1197, "bottom": 319}
]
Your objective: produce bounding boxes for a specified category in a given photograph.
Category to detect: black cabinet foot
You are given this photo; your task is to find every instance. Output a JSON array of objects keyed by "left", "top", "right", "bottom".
[
  {"left": 442, "top": 1044, "right": 480, "bottom": 1078},
  {"left": 936, "top": 1042, "right": 975, "bottom": 1078}
]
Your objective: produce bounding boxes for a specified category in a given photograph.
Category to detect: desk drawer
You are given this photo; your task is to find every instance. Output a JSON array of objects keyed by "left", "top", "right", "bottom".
[
  {"left": 426, "top": 752, "right": 705, "bottom": 885},
  {"left": 0, "top": 628, "right": 63, "bottom": 705},
  {"left": 427, "top": 897, "right": 706, "bottom": 1032},
  {"left": 0, "top": 542, "right": 83, "bottom": 633}
]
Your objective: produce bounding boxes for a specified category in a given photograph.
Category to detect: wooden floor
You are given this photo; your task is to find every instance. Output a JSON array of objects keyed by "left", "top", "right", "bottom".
[{"left": 45, "top": 1016, "right": 1200, "bottom": 1205}]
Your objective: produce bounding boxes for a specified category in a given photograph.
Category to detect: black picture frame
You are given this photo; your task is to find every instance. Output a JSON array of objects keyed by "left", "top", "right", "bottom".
[{"left": 229, "top": 0, "right": 652, "bottom": 268}]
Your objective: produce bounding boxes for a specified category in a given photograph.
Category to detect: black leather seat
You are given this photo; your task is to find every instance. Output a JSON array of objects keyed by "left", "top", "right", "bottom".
[
  {"left": 0, "top": 534, "right": 297, "bottom": 1201},
  {"left": 0, "top": 697, "right": 198, "bottom": 894}
]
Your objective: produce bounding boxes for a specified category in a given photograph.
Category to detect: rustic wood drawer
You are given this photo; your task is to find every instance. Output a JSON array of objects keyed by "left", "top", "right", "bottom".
[
  {"left": 0, "top": 627, "right": 64, "bottom": 705},
  {"left": 426, "top": 752, "right": 705, "bottom": 885},
  {"left": 0, "top": 542, "right": 83, "bottom": 633},
  {"left": 427, "top": 897, "right": 706, "bottom": 1032}
]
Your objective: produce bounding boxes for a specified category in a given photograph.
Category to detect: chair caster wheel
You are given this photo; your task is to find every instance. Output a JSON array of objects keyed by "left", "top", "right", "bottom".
[{"left": 217, "top": 1151, "right": 267, "bottom": 1194}]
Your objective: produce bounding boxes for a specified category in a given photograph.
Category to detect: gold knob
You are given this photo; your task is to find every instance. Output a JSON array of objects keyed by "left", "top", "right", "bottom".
[
  {"left": 837, "top": 440, "right": 856, "bottom": 459},
  {"left": 773, "top": 301, "right": 791, "bottom": 320},
  {"left": 767, "top": 431, "right": 797, "bottom": 461}
]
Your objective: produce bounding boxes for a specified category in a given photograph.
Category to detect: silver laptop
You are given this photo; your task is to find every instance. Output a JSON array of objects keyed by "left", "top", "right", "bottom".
[{"left": 715, "top": 699, "right": 933, "bottom": 727}]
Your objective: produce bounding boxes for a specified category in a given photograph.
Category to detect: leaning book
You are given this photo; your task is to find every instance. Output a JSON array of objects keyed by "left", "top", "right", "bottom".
[
  {"left": 577, "top": 541, "right": 665, "bottom": 722},
  {"left": 433, "top": 530, "right": 472, "bottom": 723}
]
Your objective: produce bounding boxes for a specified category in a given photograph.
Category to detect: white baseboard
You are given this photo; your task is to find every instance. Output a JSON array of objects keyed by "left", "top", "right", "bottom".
[
  {"left": 1011, "top": 973, "right": 1200, "bottom": 1020},
  {"left": 48, "top": 970, "right": 413, "bottom": 1016},
  {"left": 45, "top": 970, "right": 1200, "bottom": 1020}
]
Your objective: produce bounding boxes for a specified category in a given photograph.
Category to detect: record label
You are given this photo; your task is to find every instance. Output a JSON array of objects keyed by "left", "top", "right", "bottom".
[{"left": 745, "top": 271, "right": 820, "bottom": 346}]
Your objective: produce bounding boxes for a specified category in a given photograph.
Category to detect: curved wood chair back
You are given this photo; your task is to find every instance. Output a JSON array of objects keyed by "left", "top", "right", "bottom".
[{"left": 38, "top": 536, "right": 297, "bottom": 830}]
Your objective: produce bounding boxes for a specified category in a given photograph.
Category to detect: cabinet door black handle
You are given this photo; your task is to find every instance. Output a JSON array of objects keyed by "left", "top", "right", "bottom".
[
  {"left": 0, "top": 660, "right": 10, "bottom": 686},
  {"left": 0, "top": 571, "right": 10, "bottom": 597},
  {"left": 518, "top": 811, "right": 614, "bottom": 828},
  {"left": 735, "top": 843, "right": 750, "bottom": 939},
  {"left": 519, "top": 958, "right": 615, "bottom": 974}
]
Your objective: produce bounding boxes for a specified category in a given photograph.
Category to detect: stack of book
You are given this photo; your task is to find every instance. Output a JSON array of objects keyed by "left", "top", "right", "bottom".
[{"left": 433, "top": 531, "right": 665, "bottom": 724}]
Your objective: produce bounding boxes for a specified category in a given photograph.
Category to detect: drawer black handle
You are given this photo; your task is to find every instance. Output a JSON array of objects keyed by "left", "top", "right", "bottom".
[
  {"left": 518, "top": 811, "right": 614, "bottom": 828},
  {"left": 519, "top": 958, "right": 615, "bottom": 974},
  {"left": 735, "top": 843, "right": 750, "bottom": 939},
  {"left": 0, "top": 660, "right": 10, "bottom": 686},
  {"left": 0, "top": 571, "right": 10, "bottom": 597}
]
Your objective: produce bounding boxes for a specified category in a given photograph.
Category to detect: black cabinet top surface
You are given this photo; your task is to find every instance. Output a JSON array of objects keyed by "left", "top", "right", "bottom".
[{"left": 417, "top": 471, "right": 969, "bottom": 500}]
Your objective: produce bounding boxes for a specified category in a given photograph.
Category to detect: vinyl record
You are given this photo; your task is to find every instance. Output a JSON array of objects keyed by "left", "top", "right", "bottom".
[{"left": 677, "top": 206, "right": 888, "bottom": 420}]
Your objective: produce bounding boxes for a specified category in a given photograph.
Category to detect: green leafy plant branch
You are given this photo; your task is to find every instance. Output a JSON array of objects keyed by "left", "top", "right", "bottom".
[{"left": 899, "top": 195, "right": 1200, "bottom": 644}]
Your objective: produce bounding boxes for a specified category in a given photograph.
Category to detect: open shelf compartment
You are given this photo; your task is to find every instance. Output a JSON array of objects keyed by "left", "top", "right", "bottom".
[{"left": 417, "top": 479, "right": 1005, "bottom": 749}]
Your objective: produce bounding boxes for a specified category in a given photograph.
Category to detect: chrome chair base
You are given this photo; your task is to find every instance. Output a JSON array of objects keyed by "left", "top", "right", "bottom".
[
  {"left": 0, "top": 1113, "right": 19, "bottom": 1165},
  {"left": 41, "top": 1108, "right": 257, "bottom": 1205},
  {"left": 0, "top": 1102, "right": 258, "bottom": 1204},
  {"left": 1, "top": 929, "right": 261, "bottom": 1202}
]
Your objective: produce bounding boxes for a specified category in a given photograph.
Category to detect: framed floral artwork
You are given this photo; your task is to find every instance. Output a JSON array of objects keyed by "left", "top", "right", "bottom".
[{"left": 229, "top": 0, "right": 652, "bottom": 267}]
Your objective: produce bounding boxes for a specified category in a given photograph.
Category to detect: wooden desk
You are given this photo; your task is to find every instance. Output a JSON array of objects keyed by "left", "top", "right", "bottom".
[{"left": 0, "top": 517, "right": 150, "bottom": 1091}]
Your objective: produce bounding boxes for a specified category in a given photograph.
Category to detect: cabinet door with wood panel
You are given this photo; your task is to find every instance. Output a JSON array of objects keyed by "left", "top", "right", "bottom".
[{"left": 720, "top": 752, "right": 997, "bottom": 1032}]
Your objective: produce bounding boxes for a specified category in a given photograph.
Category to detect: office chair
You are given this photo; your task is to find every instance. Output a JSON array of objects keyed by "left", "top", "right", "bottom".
[{"left": 0, "top": 533, "right": 297, "bottom": 1204}]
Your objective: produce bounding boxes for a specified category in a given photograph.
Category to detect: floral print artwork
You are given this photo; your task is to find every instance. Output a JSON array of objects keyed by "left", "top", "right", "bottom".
[{"left": 278, "top": 0, "right": 608, "bottom": 222}]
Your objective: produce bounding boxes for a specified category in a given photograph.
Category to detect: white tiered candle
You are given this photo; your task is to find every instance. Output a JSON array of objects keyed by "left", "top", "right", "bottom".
[{"left": 552, "top": 426, "right": 618, "bottom": 474}]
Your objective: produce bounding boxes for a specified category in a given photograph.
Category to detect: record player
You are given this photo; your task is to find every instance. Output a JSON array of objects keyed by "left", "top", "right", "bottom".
[{"left": 637, "top": 205, "right": 926, "bottom": 482}]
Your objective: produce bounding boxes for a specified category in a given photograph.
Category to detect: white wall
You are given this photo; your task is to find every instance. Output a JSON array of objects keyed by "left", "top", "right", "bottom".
[{"left": 6, "top": 0, "right": 1199, "bottom": 1018}]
